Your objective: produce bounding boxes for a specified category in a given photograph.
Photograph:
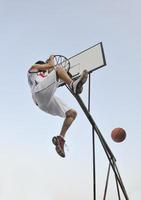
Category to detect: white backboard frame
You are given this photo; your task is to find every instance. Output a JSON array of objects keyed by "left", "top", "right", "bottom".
[{"left": 68, "top": 42, "right": 106, "bottom": 79}]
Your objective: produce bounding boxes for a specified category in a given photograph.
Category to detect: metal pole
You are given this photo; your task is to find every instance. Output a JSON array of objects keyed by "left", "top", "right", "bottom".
[
  {"left": 88, "top": 74, "right": 96, "bottom": 200},
  {"left": 72, "top": 93, "right": 129, "bottom": 200},
  {"left": 103, "top": 163, "right": 111, "bottom": 200},
  {"left": 92, "top": 127, "right": 96, "bottom": 200}
]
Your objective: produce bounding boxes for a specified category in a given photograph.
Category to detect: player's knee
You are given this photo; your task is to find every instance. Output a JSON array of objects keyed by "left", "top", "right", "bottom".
[{"left": 66, "top": 109, "right": 77, "bottom": 119}]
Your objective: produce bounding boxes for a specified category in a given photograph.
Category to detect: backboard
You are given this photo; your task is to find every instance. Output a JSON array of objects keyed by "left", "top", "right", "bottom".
[{"left": 68, "top": 42, "right": 106, "bottom": 79}]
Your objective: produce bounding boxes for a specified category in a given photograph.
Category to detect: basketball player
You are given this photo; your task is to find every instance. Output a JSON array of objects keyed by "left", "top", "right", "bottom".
[{"left": 27, "top": 55, "right": 88, "bottom": 158}]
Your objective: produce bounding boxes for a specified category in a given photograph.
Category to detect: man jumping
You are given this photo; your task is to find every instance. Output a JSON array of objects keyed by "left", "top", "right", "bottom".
[{"left": 27, "top": 55, "right": 88, "bottom": 158}]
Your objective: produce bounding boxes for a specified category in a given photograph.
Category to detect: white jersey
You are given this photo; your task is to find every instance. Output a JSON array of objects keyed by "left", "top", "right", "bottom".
[
  {"left": 27, "top": 68, "right": 52, "bottom": 93},
  {"left": 27, "top": 67, "right": 70, "bottom": 118}
]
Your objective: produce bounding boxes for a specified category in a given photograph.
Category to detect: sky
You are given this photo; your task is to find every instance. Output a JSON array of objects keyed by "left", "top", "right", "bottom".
[{"left": 0, "top": 0, "right": 141, "bottom": 199}]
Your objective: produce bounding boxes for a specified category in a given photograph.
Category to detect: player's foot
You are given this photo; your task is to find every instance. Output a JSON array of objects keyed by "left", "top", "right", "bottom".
[
  {"left": 71, "top": 70, "right": 88, "bottom": 94},
  {"left": 52, "top": 136, "right": 65, "bottom": 158}
]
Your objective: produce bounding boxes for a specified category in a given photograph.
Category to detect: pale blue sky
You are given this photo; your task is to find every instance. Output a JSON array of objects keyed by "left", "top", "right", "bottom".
[{"left": 0, "top": 0, "right": 141, "bottom": 199}]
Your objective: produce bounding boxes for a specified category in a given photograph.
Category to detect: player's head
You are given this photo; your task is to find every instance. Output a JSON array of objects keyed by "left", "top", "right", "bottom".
[{"left": 35, "top": 60, "right": 45, "bottom": 64}]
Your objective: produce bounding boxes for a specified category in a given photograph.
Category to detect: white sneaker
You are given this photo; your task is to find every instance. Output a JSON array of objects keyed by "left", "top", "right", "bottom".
[{"left": 71, "top": 70, "right": 88, "bottom": 94}]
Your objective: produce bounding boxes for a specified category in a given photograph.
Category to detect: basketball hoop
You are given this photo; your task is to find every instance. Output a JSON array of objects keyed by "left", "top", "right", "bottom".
[{"left": 53, "top": 55, "right": 70, "bottom": 72}]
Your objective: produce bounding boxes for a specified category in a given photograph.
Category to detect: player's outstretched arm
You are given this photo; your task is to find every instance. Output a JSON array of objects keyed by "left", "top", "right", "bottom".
[{"left": 32, "top": 63, "right": 53, "bottom": 70}]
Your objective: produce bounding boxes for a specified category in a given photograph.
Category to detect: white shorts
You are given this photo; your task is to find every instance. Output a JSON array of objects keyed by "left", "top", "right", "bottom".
[{"left": 32, "top": 70, "right": 71, "bottom": 118}]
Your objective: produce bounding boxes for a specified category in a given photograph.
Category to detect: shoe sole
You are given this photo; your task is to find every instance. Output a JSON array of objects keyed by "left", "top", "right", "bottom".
[
  {"left": 76, "top": 70, "right": 88, "bottom": 94},
  {"left": 52, "top": 137, "right": 65, "bottom": 158}
]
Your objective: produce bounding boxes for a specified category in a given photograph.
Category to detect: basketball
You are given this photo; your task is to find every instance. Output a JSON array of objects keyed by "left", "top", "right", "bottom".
[{"left": 111, "top": 128, "right": 126, "bottom": 143}]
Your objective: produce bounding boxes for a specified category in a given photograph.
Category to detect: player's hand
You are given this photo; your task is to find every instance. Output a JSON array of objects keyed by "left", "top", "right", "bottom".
[
  {"left": 45, "top": 55, "right": 55, "bottom": 70},
  {"left": 49, "top": 55, "right": 54, "bottom": 59},
  {"left": 46, "top": 55, "right": 54, "bottom": 63}
]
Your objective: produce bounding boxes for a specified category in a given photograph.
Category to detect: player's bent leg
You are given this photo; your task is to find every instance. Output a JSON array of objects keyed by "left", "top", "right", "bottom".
[
  {"left": 72, "top": 70, "right": 88, "bottom": 94},
  {"left": 56, "top": 67, "right": 88, "bottom": 94},
  {"left": 55, "top": 67, "right": 72, "bottom": 85},
  {"left": 60, "top": 109, "right": 77, "bottom": 137},
  {"left": 52, "top": 109, "right": 77, "bottom": 158}
]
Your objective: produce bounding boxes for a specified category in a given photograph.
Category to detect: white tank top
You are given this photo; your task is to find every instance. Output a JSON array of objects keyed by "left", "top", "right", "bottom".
[{"left": 27, "top": 67, "right": 48, "bottom": 93}]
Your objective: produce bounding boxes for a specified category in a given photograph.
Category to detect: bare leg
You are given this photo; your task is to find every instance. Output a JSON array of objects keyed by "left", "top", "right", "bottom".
[
  {"left": 59, "top": 109, "right": 77, "bottom": 138},
  {"left": 56, "top": 67, "right": 73, "bottom": 85},
  {"left": 56, "top": 67, "right": 88, "bottom": 95},
  {"left": 52, "top": 109, "right": 77, "bottom": 158}
]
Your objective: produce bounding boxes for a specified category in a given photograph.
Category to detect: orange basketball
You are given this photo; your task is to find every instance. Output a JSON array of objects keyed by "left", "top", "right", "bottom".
[{"left": 111, "top": 128, "right": 126, "bottom": 143}]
